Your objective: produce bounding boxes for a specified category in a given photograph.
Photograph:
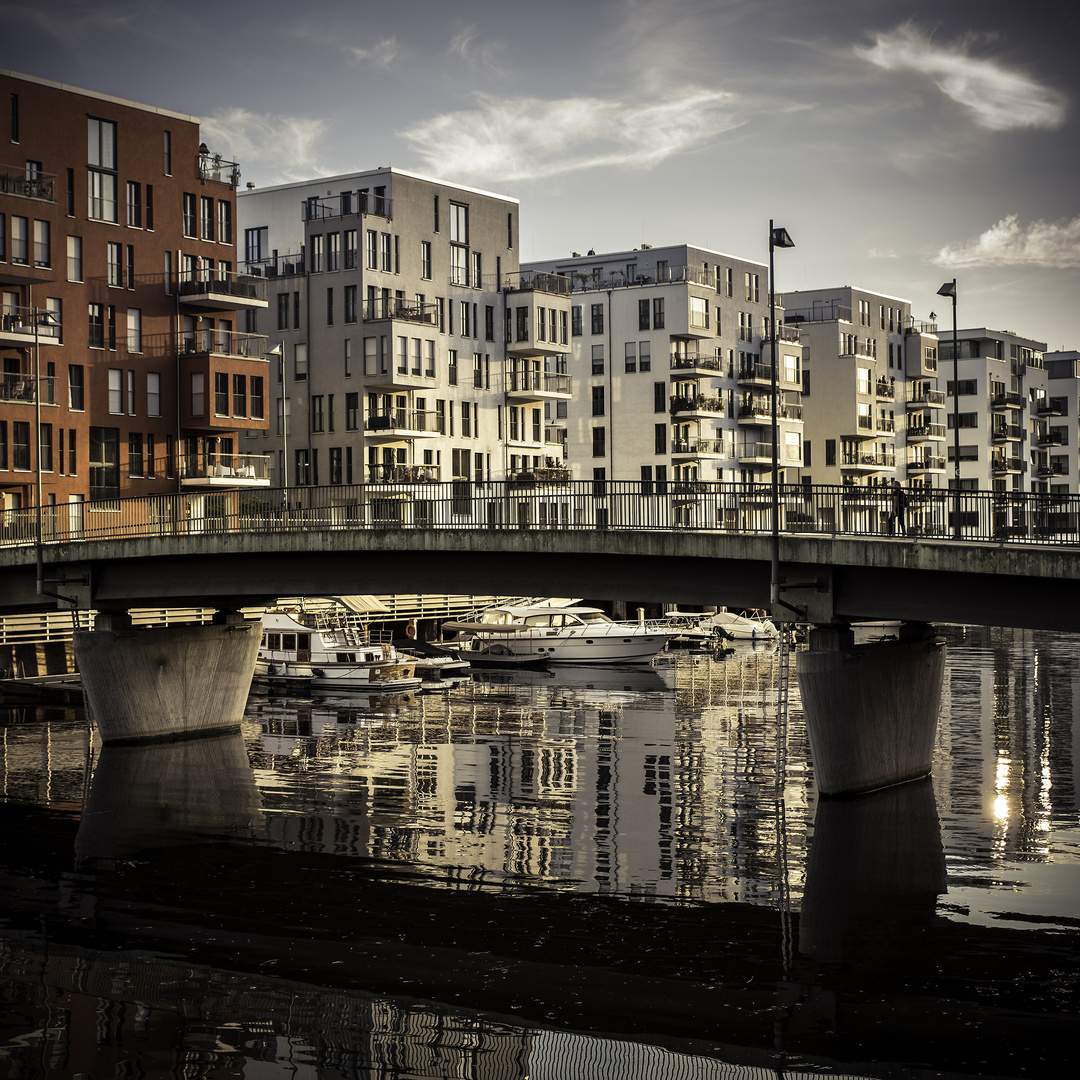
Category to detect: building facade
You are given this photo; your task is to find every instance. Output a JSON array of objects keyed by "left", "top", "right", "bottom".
[
  {"left": 0, "top": 69, "right": 268, "bottom": 520},
  {"left": 522, "top": 245, "right": 804, "bottom": 490},
  {"left": 237, "top": 168, "right": 575, "bottom": 506}
]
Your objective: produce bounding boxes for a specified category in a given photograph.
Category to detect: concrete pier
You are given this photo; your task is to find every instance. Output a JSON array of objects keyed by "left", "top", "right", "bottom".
[
  {"left": 796, "top": 624, "right": 945, "bottom": 796},
  {"left": 73, "top": 612, "right": 262, "bottom": 744}
]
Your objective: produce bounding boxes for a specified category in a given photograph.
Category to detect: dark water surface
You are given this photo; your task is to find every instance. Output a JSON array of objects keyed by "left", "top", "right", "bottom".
[{"left": 1, "top": 627, "right": 1077, "bottom": 1078}]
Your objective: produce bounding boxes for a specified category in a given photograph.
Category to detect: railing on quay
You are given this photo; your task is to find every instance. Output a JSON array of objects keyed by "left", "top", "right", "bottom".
[{"left": 3, "top": 482, "right": 1080, "bottom": 549}]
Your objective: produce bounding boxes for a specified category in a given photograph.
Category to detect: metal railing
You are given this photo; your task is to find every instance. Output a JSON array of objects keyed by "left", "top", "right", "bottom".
[
  {"left": 0, "top": 373, "right": 56, "bottom": 404},
  {"left": 0, "top": 164, "right": 56, "bottom": 202},
  {"left": 179, "top": 452, "right": 271, "bottom": 483},
  {"left": 673, "top": 437, "right": 725, "bottom": 455},
  {"left": 670, "top": 353, "right": 723, "bottom": 372},
  {"left": 301, "top": 193, "right": 391, "bottom": 220},
  {"left": 365, "top": 409, "right": 446, "bottom": 434},
  {"left": 908, "top": 422, "right": 946, "bottom": 440},
  {"left": 366, "top": 463, "right": 442, "bottom": 483},
  {"left": 197, "top": 151, "right": 240, "bottom": 187},
  {"left": 4, "top": 481, "right": 1080, "bottom": 548},
  {"left": 568, "top": 264, "right": 716, "bottom": 291},
  {"left": 672, "top": 395, "right": 724, "bottom": 416},
  {"left": 908, "top": 388, "right": 946, "bottom": 407},
  {"left": 140, "top": 329, "right": 268, "bottom": 359},
  {"left": 362, "top": 298, "right": 439, "bottom": 325},
  {"left": 176, "top": 270, "right": 267, "bottom": 304},
  {"left": 507, "top": 371, "right": 572, "bottom": 395},
  {"left": 501, "top": 270, "right": 572, "bottom": 296},
  {"left": 784, "top": 303, "right": 852, "bottom": 325}
]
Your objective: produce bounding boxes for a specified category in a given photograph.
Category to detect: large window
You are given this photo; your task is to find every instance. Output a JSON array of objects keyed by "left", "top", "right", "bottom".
[
  {"left": 591, "top": 304, "right": 604, "bottom": 334},
  {"left": 108, "top": 368, "right": 122, "bottom": 414},
  {"left": 88, "top": 303, "right": 104, "bottom": 349},
  {"left": 690, "top": 296, "right": 709, "bottom": 329},
  {"left": 218, "top": 201, "right": 232, "bottom": 243},
  {"left": 107, "top": 242, "right": 122, "bottom": 286},
  {"left": 250, "top": 376, "right": 264, "bottom": 419},
  {"left": 449, "top": 202, "right": 468, "bottom": 243},
  {"left": 146, "top": 371, "right": 160, "bottom": 416},
  {"left": 68, "top": 365, "right": 84, "bottom": 410},
  {"left": 421, "top": 240, "right": 432, "bottom": 279},
  {"left": 201, "top": 196, "right": 214, "bottom": 241},
  {"left": 33, "top": 220, "right": 49, "bottom": 267},
  {"left": 127, "top": 181, "right": 141, "bottom": 227},
  {"left": 182, "top": 193, "right": 196, "bottom": 238},
  {"left": 245, "top": 226, "right": 268, "bottom": 265},
  {"left": 87, "top": 117, "right": 118, "bottom": 222},
  {"left": 89, "top": 427, "right": 120, "bottom": 499}
]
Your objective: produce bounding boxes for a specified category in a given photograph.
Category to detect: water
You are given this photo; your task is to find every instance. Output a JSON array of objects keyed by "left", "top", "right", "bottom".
[{"left": 1, "top": 628, "right": 1077, "bottom": 1079}]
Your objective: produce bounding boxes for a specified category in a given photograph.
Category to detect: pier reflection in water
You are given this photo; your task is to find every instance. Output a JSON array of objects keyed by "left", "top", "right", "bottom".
[{"left": 1, "top": 629, "right": 1078, "bottom": 1079}]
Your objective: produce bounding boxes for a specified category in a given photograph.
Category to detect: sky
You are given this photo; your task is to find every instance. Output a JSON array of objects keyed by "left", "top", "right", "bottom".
[{"left": 4, "top": 0, "right": 1078, "bottom": 349}]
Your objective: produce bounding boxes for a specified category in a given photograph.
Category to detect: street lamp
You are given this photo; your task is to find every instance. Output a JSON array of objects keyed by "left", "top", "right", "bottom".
[
  {"left": 936, "top": 279, "right": 960, "bottom": 539},
  {"left": 264, "top": 343, "right": 286, "bottom": 507},
  {"left": 769, "top": 222, "right": 795, "bottom": 619}
]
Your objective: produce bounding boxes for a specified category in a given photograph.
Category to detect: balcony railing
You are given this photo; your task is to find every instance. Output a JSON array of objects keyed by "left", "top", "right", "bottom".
[
  {"left": 764, "top": 324, "right": 803, "bottom": 344},
  {"left": 875, "top": 417, "right": 895, "bottom": 433},
  {"left": 991, "top": 424, "right": 1022, "bottom": 442},
  {"left": 670, "top": 352, "right": 722, "bottom": 372},
  {"left": 907, "top": 388, "right": 946, "bottom": 407},
  {"left": 0, "top": 374, "right": 56, "bottom": 404},
  {"left": 672, "top": 395, "right": 724, "bottom": 416},
  {"left": 507, "top": 371, "right": 572, "bottom": 395},
  {"left": 738, "top": 363, "right": 774, "bottom": 384},
  {"left": 568, "top": 264, "right": 715, "bottom": 291},
  {"left": 176, "top": 270, "right": 267, "bottom": 304},
  {"left": 179, "top": 452, "right": 271, "bottom": 483},
  {"left": 544, "top": 425, "right": 566, "bottom": 446},
  {"left": 907, "top": 422, "right": 946, "bottom": 440},
  {"left": 244, "top": 253, "right": 306, "bottom": 278},
  {"left": 1036, "top": 429, "right": 1064, "bottom": 447},
  {"left": 140, "top": 329, "right": 268, "bottom": 359},
  {"left": 0, "top": 164, "right": 56, "bottom": 202},
  {"left": 784, "top": 303, "right": 852, "bottom": 325},
  {"left": 365, "top": 409, "right": 446, "bottom": 435},
  {"left": 842, "top": 451, "right": 896, "bottom": 468},
  {"left": 875, "top": 380, "right": 896, "bottom": 400},
  {"left": 991, "top": 455, "right": 1024, "bottom": 473},
  {"left": 991, "top": 390, "right": 1025, "bottom": 409},
  {"left": 362, "top": 298, "right": 439, "bottom": 325},
  {"left": 906, "top": 319, "right": 939, "bottom": 335},
  {"left": 674, "top": 437, "right": 725, "bottom": 456},
  {"left": 366, "top": 463, "right": 442, "bottom": 483},
  {"left": 907, "top": 455, "right": 946, "bottom": 471},
  {"left": 197, "top": 151, "right": 240, "bottom": 187},
  {"left": 500, "top": 270, "right": 572, "bottom": 296},
  {"left": 301, "top": 192, "right": 392, "bottom": 220}
]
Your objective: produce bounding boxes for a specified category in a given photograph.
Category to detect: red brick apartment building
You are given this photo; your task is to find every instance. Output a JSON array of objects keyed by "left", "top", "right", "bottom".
[{"left": 0, "top": 69, "right": 269, "bottom": 517}]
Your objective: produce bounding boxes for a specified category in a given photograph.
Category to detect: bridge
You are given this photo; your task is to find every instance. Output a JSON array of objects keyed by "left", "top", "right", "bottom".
[{"left": 2, "top": 480, "right": 1077, "bottom": 795}]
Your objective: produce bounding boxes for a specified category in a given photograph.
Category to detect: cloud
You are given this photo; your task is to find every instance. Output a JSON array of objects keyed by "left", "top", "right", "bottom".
[
  {"left": 856, "top": 22, "right": 1067, "bottom": 131},
  {"left": 934, "top": 214, "right": 1080, "bottom": 269},
  {"left": 344, "top": 36, "right": 400, "bottom": 67},
  {"left": 402, "top": 87, "right": 740, "bottom": 181},
  {"left": 448, "top": 24, "right": 504, "bottom": 71},
  {"left": 199, "top": 108, "right": 330, "bottom": 185}
]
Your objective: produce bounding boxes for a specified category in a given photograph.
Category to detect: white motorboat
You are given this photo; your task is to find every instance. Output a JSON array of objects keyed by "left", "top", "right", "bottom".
[
  {"left": 441, "top": 604, "right": 676, "bottom": 665},
  {"left": 707, "top": 608, "right": 779, "bottom": 641},
  {"left": 255, "top": 611, "right": 423, "bottom": 692}
]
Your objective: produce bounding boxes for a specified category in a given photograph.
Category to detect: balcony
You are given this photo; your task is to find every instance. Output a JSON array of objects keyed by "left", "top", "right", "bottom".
[
  {"left": 366, "top": 363, "right": 439, "bottom": 392},
  {"left": 362, "top": 297, "right": 439, "bottom": 327},
  {"left": 506, "top": 370, "right": 572, "bottom": 402},
  {"left": 1035, "top": 459, "right": 1067, "bottom": 479},
  {"left": 784, "top": 302, "right": 852, "bottom": 325},
  {"left": 738, "top": 441, "right": 776, "bottom": 465},
  {"left": 178, "top": 452, "right": 271, "bottom": 489},
  {"left": 991, "top": 423, "right": 1023, "bottom": 444},
  {"left": 842, "top": 450, "right": 896, "bottom": 470},
  {"left": 197, "top": 149, "right": 240, "bottom": 187},
  {"left": 153, "top": 329, "right": 268, "bottom": 360},
  {"left": 907, "top": 388, "right": 946, "bottom": 408},
  {"left": 505, "top": 294, "right": 573, "bottom": 356},
  {"left": 0, "top": 163, "right": 55, "bottom": 202},
  {"left": 177, "top": 270, "right": 268, "bottom": 310},
  {"left": 673, "top": 437, "right": 726, "bottom": 460},
  {"left": 0, "top": 373, "right": 56, "bottom": 405},
  {"left": 875, "top": 379, "right": 896, "bottom": 400},
  {"left": 906, "top": 422, "right": 946, "bottom": 442},
  {"left": 737, "top": 395, "right": 802, "bottom": 424},
  {"left": 991, "top": 455, "right": 1024, "bottom": 475},
  {"left": 737, "top": 362, "right": 775, "bottom": 388},
  {"left": 672, "top": 394, "right": 725, "bottom": 420},
  {"left": 1, "top": 308, "right": 41, "bottom": 347},
  {"left": 508, "top": 465, "right": 572, "bottom": 486},
  {"left": 1036, "top": 398, "right": 1066, "bottom": 417},
  {"left": 567, "top": 263, "right": 715, "bottom": 291},
  {"left": 365, "top": 408, "right": 445, "bottom": 440},
  {"left": 301, "top": 192, "right": 392, "bottom": 220},
  {"left": 670, "top": 352, "right": 723, "bottom": 376},
  {"left": 990, "top": 390, "right": 1024, "bottom": 410},
  {"left": 1035, "top": 428, "right": 1065, "bottom": 448},
  {"left": 501, "top": 270, "right": 572, "bottom": 296},
  {"left": 544, "top": 425, "right": 566, "bottom": 447},
  {"left": 907, "top": 455, "right": 946, "bottom": 473},
  {"left": 366, "top": 463, "right": 442, "bottom": 483},
  {"left": 875, "top": 417, "right": 895, "bottom": 433}
]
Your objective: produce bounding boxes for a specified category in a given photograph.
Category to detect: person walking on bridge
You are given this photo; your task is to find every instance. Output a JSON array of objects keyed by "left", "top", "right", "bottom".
[{"left": 889, "top": 479, "right": 908, "bottom": 536}]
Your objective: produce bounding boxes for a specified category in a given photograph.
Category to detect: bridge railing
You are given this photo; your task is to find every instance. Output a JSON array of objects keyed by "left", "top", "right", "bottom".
[{"left": 2, "top": 482, "right": 1079, "bottom": 548}]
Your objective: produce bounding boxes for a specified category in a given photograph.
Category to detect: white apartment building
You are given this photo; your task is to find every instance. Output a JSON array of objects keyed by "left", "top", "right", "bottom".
[
  {"left": 938, "top": 328, "right": 1048, "bottom": 493},
  {"left": 237, "top": 169, "right": 573, "bottom": 501},
  {"left": 782, "top": 287, "right": 942, "bottom": 489},
  {"left": 523, "top": 245, "right": 804, "bottom": 489},
  {"left": 1043, "top": 350, "right": 1080, "bottom": 494}
]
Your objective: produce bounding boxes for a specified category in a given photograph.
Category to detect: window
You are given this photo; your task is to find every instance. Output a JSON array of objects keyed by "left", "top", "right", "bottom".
[
  {"left": 725, "top": 267, "right": 733, "bottom": 296},
  {"left": 218, "top": 201, "right": 232, "bottom": 244},
  {"left": 145, "top": 184, "right": 154, "bottom": 229},
  {"left": 126, "top": 308, "right": 141, "bottom": 352},
  {"left": 450, "top": 202, "right": 468, "bottom": 243},
  {"left": 108, "top": 368, "right": 122, "bottom": 413},
  {"left": 68, "top": 366, "right": 84, "bottom": 410},
  {"left": 33, "top": 220, "right": 49, "bottom": 267},
  {"left": 448, "top": 349, "right": 458, "bottom": 385},
  {"left": 250, "top": 376, "right": 264, "bottom": 419},
  {"left": 182, "top": 193, "right": 196, "bottom": 237},
  {"left": 654, "top": 382, "right": 666, "bottom": 412},
  {"left": 9, "top": 92, "right": 17, "bottom": 142},
  {"left": 365, "top": 229, "right": 377, "bottom": 269},
  {"left": 64, "top": 235, "right": 82, "bottom": 282},
  {"left": 515, "top": 306, "right": 528, "bottom": 342},
  {"left": 126, "top": 244, "right": 134, "bottom": 288},
  {"left": 345, "top": 392, "right": 359, "bottom": 430},
  {"left": 745, "top": 272, "right": 759, "bottom": 302},
  {"left": 625, "top": 342, "right": 636, "bottom": 372},
  {"left": 485, "top": 305, "right": 494, "bottom": 342},
  {"left": 89, "top": 303, "right": 104, "bottom": 349},
  {"left": 654, "top": 423, "right": 667, "bottom": 454},
  {"left": 690, "top": 296, "right": 709, "bottom": 329},
  {"left": 233, "top": 374, "right": 246, "bottom": 417},
  {"left": 591, "top": 345, "right": 604, "bottom": 375},
  {"left": 147, "top": 372, "right": 160, "bottom": 416},
  {"left": 825, "top": 439, "right": 836, "bottom": 467},
  {"left": 326, "top": 287, "right": 334, "bottom": 326},
  {"left": 592, "top": 385, "right": 605, "bottom": 416},
  {"left": 310, "top": 234, "right": 324, "bottom": 272},
  {"left": 126, "top": 181, "right": 141, "bottom": 227},
  {"left": 507, "top": 211, "right": 513, "bottom": 248},
  {"left": 10, "top": 216, "right": 27, "bottom": 264},
  {"left": 128, "top": 433, "right": 143, "bottom": 477},
  {"left": 344, "top": 229, "right": 357, "bottom": 269},
  {"left": 591, "top": 303, "right": 604, "bottom": 334},
  {"left": 639, "top": 341, "right": 651, "bottom": 371},
  {"left": 215, "top": 372, "right": 229, "bottom": 415},
  {"left": 39, "top": 424, "right": 53, "bottom": 472},
  {"left": 344, "top": 285, "right": 357, "bottom": 323},
  {"left": 329, "top": 446, "right": 343, "bottom": 485},
  {"left": 13, "top": 421, "right": 30, "bottom": 471},
  {"left": 450, "top": 243, "right": 467, "bottom": 285},
  {"left": 311, "top": 395, "right": 324, "bottom": 432},
  {"left": 107, "top": 242, "right": 122, "bottom": 286},
  {"left": 420, "top": 240, "right": 432, "bottom": 279},
  {"left": 560, "top": 309, "right": 568, "bottom": 345},
  {"left": 87, "top": 117, "right": 118, "bottom": 222},
  {"left": 201, "top": 196, "right": 214, "bottom": 241},
  {"left": 294, "top": 343, "right": 308, "bottom": 381},
  {"left": 277, "top": 293, "right": 289, "bottom": 331},
  {"left": 323, "top": 232, "right": 339, "bottom": 271},
  {"left": 652, "top": 297, "right": 664, "bottom": 329},
  {"left": 639, "top": 299, "right": 650, "bottom": 331},
  {"left": 245, "top": 226, "right": 268, "bottom": 265},
  {"left": 592, "top": 426, "right": 606, "bottom": 457},
  {"left": 471, "top": 250, "right": 482, "bottom": 288},
  {"left": 380, "top": 232, "right": 391, "bottom": 272},
  {"left": 163, "top": 130, "right": 171, "bottom": 174},
  {"left": 572, "top": 306, "right": 582, "bottom": 336}
]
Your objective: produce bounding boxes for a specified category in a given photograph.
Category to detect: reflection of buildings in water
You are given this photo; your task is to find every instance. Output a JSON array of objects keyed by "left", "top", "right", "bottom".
[
  {"left": 0, "top": 708, "right": 88, "bottom": 808},
  {"left": 935, "top": 627, "right": 1080, "bottom": 869},
  {"left": 242, "top": 652, "right": 815, "bottom": 907}
]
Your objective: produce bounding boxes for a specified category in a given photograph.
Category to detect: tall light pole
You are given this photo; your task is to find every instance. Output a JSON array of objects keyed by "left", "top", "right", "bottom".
[
  {"left": 769, "top": 222, "right": 795, "bottom": 619},
  {"left": 937, "top": 279, "right": 960, "bottom": 539},
  {"left": 265, "top": 343, "right": 286, "bottom": 507}
]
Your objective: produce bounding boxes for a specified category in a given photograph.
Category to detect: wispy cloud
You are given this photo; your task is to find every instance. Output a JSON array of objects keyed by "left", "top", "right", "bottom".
[
  {"left": 856, "top": 22, "right": 1067, "bottom": 131},
  {"left": 199, "top": 108, "right": 330, "bottom": 185},
  {"left": 935, "top": 214, "right": 1080, "bottom": 269},
  {"left": 344, "top": 36, "right": 399, "bottom": 67},
  {"left": 448, "top": 24, "right": 504, "bottom": 72},
  {"left": 402, "top": 87, "right": 740, "bottom": 181}
]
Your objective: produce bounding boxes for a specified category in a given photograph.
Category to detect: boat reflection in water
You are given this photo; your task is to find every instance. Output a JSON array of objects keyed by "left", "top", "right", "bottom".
[{"left": 2, "top": 630, "right": 1080, "bottom": 1079}]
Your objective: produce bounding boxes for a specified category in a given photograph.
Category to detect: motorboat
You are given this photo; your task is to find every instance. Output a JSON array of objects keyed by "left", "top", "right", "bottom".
[
  {"left": 440, "top": 604, "right": 676, "bottom": 665},
  {"left": 255, "top": 611, "right": 423, "bottom": 692},
  {"left": 706, "top": 608, "right": 779, "bottom": 641}
]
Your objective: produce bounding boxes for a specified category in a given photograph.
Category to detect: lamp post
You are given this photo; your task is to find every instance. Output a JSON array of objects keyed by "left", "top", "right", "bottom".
[
  {"left": 769, "top": 221, "right": 795, "bottom": 619},
  {"left": 265, "top": 343, "right": 286, "bottom": 508},
  {"left": 936, "top": 279, "right": 960, "bottom": 539}
]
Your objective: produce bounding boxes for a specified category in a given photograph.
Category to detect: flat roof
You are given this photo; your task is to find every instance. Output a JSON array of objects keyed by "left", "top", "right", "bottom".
[
  {"left": 1, "top": 67, "right": 198, "bottom": 124},
  {"left": 784, "top": 285, "right": 913, "bottom": 306},
  {"left": 529, "top": 244, "right": 767, "bottom": 270},
  {"left": 237, "top": 166, "right": 519, "bottom": 205}
]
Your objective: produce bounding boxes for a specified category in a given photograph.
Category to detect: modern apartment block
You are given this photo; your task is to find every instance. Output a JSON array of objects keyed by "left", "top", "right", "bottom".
[
  {"left": 782, "top": 286, "right": 942, "bottom": 489},
  {"left": 0, "top": 69, "right": 268, "bottom": 517},
  {"left": 237, "top": 169, "right": 575, "bottom": 498},
  {"left": 1042, "top": 350, "right": 1080, "bottom": 494},
  {"left": 938, "top": 328, "right": 1048, "bottom": 492},
  {"left": 522, "top": 245, "right": 804, "bottom": 488}
]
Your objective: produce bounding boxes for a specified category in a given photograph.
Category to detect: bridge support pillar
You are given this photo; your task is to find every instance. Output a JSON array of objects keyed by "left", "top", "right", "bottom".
[
  {"left": 73, "top": 611, "right": 262, "bottom": 744},
  {"left": 796, "top": 623, "right": 945, "bottom": 796}
]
